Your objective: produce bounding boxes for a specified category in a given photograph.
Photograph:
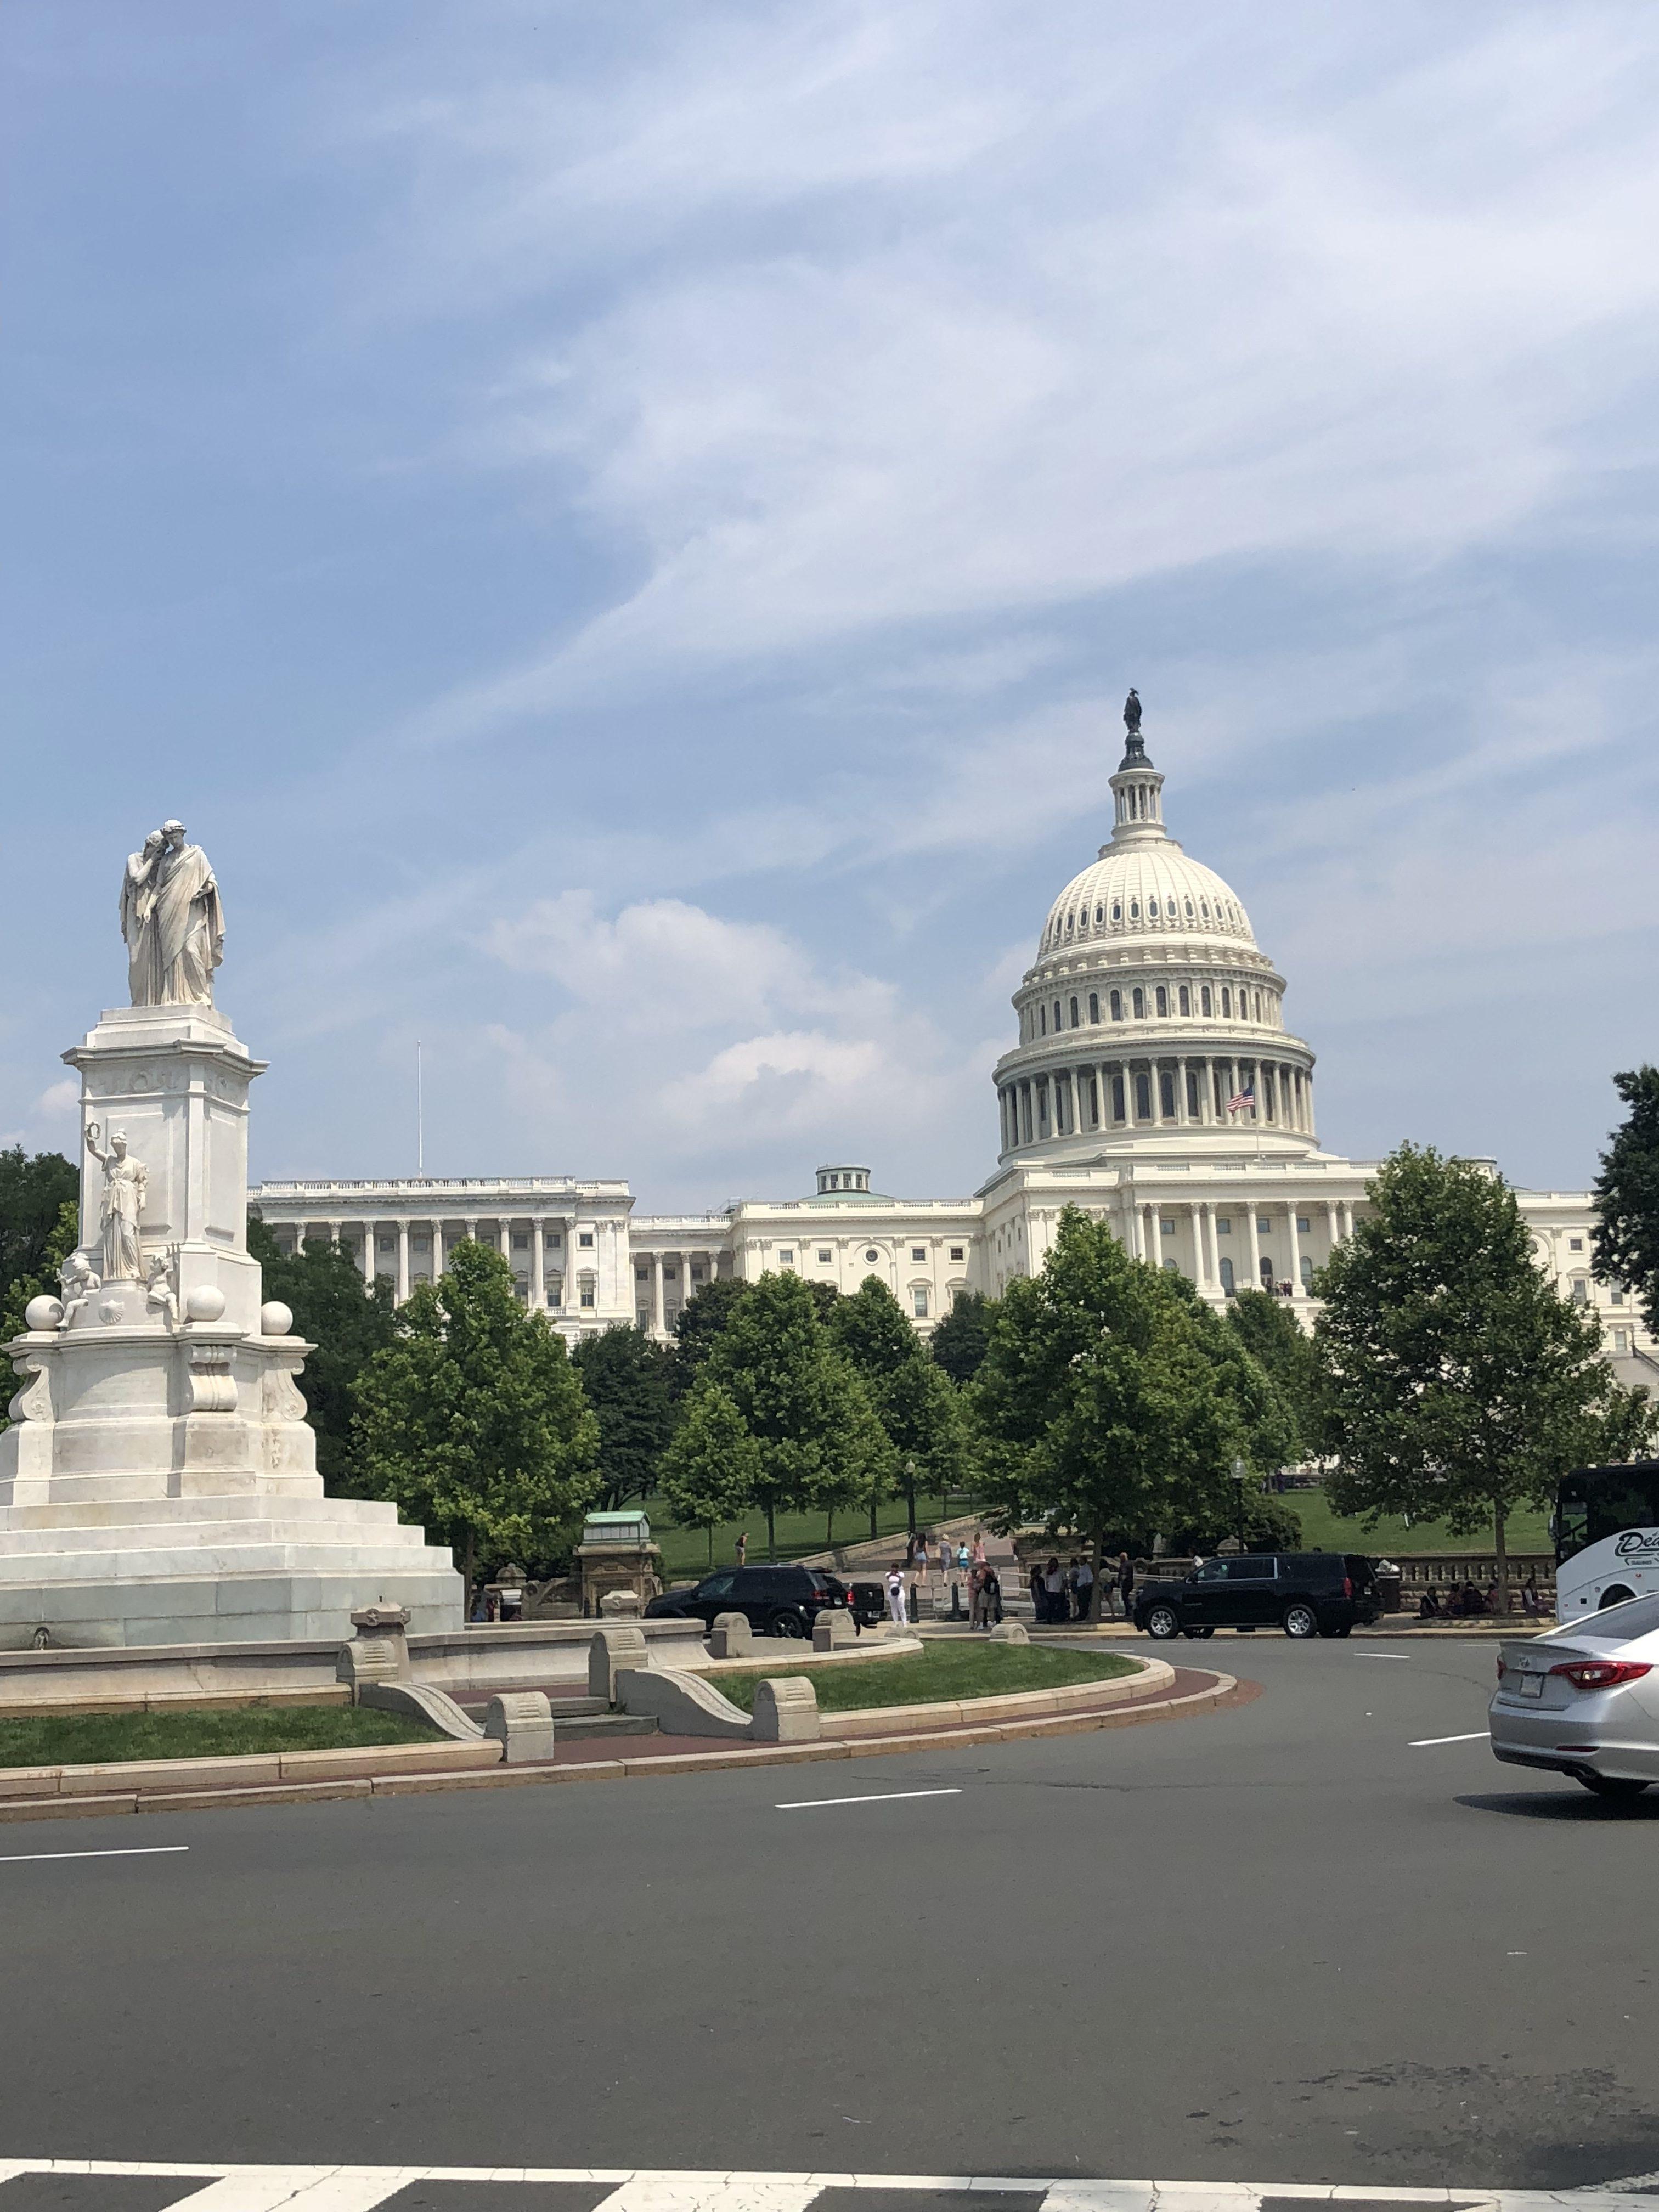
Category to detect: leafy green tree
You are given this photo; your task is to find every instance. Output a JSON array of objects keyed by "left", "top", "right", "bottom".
[
  {"left": 1593, "top": 1066, "right": 1659, "bottom": 1337},
  {"left": 831, "top": 1274, "right": 966, "bottom": 1530},
  {"left": 1317, "top": 1143, "right": 1656, "bottom": 1613},
  {"left": 658, "top": 1379, "right": 760, "bottom": 1566},
  {"left": 247, "top": 1217, "right": 397, "bottom": 1490},
  {"left": 0, "top": 1149, "right": 78, "bottom": 1311},
  {"left": 974, "top": 1207, "right": 1252, "bottom": 1615},
  {"left": 353, "top": 1240, "right": 600, "bottom": 1606},
  {"left": 1223, "top": 1288, "right": 1318, "bottom": 1459},
  {"left": 670, "top": 1278, "right": 751, "bottom": 1396},
  {"left": 800, "top": 1357, "right": 898, "bottom": 1545},
  {"left": 930, "top": 1289, "right": 998, "bottom": 1385},
  {"left": 704, "top": 1269, "right": 868, "bottom": 1558},
  {"left": 572, "top": 1324, "right": 678, "bottom": 1509}
]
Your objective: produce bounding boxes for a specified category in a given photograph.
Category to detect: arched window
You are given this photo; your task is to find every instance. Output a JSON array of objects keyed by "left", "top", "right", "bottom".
[
  {"left": 1200, "top": 985, "right": 1212, "bottom": 1015},
  {"left": 1053, "top": 998, "right": 1063, "bottom": 1032},
  {"left": 1088, "top": 991, "right": 1100, "bottom": 1023},
  {"left": 1184, "top": 898, "right": 1194, "bottom": 917},
  {"left": 1200, "top": 900, "right": 1210, "bottom": 918},
  {"left": 1220, "top": 1257, "right": 1235, "bottom": 1294},
  {"left": 1111, "top": 1073, "right": 1126, "bottom": 1120},
  {"left": 1162, "top": 1257, "right": 1177, "bottom": 1274},
  {"left": 1221, "top": 986, "right": 1232, "bottom": 1017},
  {"left": 1094, "top": 904, "right": 1104, "bottom": 924},
  {"left": 1178, "top": 985, "right": 1190, "bottom": 1015},
  {"left": 1111, "top": 901, "right": 1122, "bottom": 922},
  {"left": 1069, "top": 996, "right": 1079, "bottom": 1028},
  {"left": 1040, "top": 1005, "right": 1047, "bottom": 1035},
  {"left": 1130, "top": 900, "right": 1141, "bottom": 919},
  {"left": 1132, "top": 987, "right": 1146, "bottom": 1018},
  {"left": 1155, "top": 986, "right": 1168, "bottom": 1017},
  {"left": 1110, "top": 990, "right": 1123, "bottom": 1021},
  {"left": 1254, "top": 990, "right": 1262, "bottom": 1022},
  {"left": 1300, "top": 1254, "right": 1313, "bottom": 1289},
  {"left": 1259, "top": 1254, "right": 1273, "bottom": 1288},
  {"left": 1065, "top": 913, "right": 1074, "bottom": 935},
  {"left": 1135, "top": 1070, "right": 1152, "bottom": 1119},
  {"left": 1148, "top": 898, "right": 1159, "bottom": 918}
]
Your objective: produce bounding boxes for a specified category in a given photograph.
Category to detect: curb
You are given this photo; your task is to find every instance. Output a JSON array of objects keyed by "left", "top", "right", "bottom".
[{"left": 0, "top": 1669, "right": 1242, "bottom": 1824}]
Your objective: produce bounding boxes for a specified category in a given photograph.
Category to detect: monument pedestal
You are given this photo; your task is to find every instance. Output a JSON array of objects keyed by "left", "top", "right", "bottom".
[{"left": 0, "top": 1001, "right": 462, "bottom": 1650}]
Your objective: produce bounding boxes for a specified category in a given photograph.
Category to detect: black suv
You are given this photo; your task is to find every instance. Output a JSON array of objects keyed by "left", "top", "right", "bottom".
[
  {"left": 1133, "top": 1552, "right": 1380, "bottom": 1640},
  {"left": 645, "top": 1564, "right": 854, "bottom": 1640}
]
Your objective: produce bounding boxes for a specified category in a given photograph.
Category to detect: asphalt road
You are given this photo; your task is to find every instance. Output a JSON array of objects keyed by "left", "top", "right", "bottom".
[{"left": 3, "top": 1637, "right": 1657, "bottom": 2191}]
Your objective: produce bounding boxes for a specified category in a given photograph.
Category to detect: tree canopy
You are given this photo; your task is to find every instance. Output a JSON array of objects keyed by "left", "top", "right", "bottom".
[
  {"left": 572, "top": 1323, "right": 678, "bottom": 1509},
  {"left": 657, "top": 1379, "right": 760, "bottom": 1566},
  {"left": 352, "top": 1240, "right": 599, "bottom": 1600},
  {"left": 0, "top": 1149, "right": 78, "bottom": 1313},
  {"left": 1593, "top": 1066, "right": 1659, "bottom": 1338},
  {"left": 830, "top": 1274, "right": 967, "bottom": 1528},
  {"left": 974, "top": 1207, "right": 1279, "bottom": 1605},
  {"left": 929, "top": 1289, "right": 998, "bottom": 1385},
  {"left": 1223, "top": 1287, "right": 1319, "bottom": 1460},
  {"left": 247, "top": 1217, "right": 397, "bottom": 1491},
  {"left": 1317, "top": 1143, "right": 1655, "bottom": 1606}
]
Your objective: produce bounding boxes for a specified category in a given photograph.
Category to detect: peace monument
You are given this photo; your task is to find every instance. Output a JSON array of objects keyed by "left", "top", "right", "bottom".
[{"left": 0, "top": 828, "right": 462, "bottom": 1649}]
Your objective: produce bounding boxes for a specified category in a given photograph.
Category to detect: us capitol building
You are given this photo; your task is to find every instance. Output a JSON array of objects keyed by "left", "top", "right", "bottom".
[{"left": 251, "top": 702, "right": 1652, "bottom": 1383}]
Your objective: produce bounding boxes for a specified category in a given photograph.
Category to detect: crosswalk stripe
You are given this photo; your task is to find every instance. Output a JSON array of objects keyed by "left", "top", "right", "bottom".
[{"left": 166, "top": 2171, "right": 428, "bottom": 2212}]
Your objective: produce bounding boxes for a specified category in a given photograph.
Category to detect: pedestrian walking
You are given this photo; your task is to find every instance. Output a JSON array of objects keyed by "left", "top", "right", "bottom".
[
  {"left": 885, "top": 1561, "right": 908, "bottom": 1629},
  {"left": 968, "top": 1564, "right": 988, "bottom": 1629},
  {"left": 1028, "top": 1558, "right": 1046, "bottom": 1623},
  {"left": 736, "top": 1531, "right": 747, "bottom": 1567},
  {"left": 1043, "top": 1556, "right": 1064, "bottom": 1624},
  {"left": 1075, "top": 1553, "right": 1095, "bottom": 1621},
  {"left": 957, "top": 1539, "right": 971, "bottom": 1578},
  {"left": 984, "top": 1564, "right": 1003, "bottom": 1626},
  {"left": 1116, "top": 1551, "right": 1135, "bottom": 1620},
  {"left": 1522, "top": 1572, "right": 1541, "bottom": 1618},
  {"left": 972, "top": 1529, "right": 987, "bottom": 1568}
]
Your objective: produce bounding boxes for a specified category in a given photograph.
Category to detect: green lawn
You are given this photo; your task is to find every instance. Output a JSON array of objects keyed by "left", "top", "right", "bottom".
[
  {"left": 708, "top": 1640, "right": 1137, "bottom": 1714},
  {"left": 0, "top": 1705, "right": 446, "bottom": 1771},
  {"left": 1281, "top": 1491, "right": 1551, "bottom": 1558},
  {"left": 647, "top": 1490, "right": 970, "bottom": 1582}
]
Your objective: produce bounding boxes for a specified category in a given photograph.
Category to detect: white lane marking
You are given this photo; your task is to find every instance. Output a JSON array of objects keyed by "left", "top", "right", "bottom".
[
  {"left": 1410, "top": 1731, "right": 1490, "bottom": 1747},
  {"left": 776, "top": 1787, "right": 964, "bottom": 1810},
  {"left": 0, "top": 1844, "right": 190, "bottom": 1865},
  {"left": 1353, "top": 1652, "right": 1414, "bottom": 1661},
  {"left": 596, "top": 2183, "right": 823, "bottom": 2212},
  {"left": 170, "top": 2171, "right": 424, "bottom": 2212}
]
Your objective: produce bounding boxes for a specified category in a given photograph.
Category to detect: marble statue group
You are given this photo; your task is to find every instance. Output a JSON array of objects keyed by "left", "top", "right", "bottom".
[{"left": 119, "top": 820, "right": 224, "bottom": 1008}]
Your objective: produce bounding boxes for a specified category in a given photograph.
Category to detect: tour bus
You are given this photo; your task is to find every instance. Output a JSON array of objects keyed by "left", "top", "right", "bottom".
[{"left": 1554, "top": 1463, "right": 1659, "bottom": 1617}]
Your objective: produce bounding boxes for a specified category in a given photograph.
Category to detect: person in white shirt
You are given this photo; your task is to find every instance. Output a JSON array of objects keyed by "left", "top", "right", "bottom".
[
  {"left": 885, "top": 1562, "right": 908, "bottom": 1629},
  {"left": 1075, "top": 1554, "right": 1096, "bottom": 1621}
]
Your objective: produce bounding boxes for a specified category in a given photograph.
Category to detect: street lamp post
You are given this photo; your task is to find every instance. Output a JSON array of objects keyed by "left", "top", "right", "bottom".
[{"left": 1231, "top": 1456, "right": 1248, "bottom": 1550}]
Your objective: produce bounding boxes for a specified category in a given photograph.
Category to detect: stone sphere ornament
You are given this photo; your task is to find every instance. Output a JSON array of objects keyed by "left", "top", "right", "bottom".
[
  {"left": 259, "top": 1301, "right": 294, "bottom": 1338},
  {"left": 184, "top": 1285, "right": 227, "bottom": 1323},
  {"left": 24, "top": 1295, "right": 64, "bottom": 1331}
]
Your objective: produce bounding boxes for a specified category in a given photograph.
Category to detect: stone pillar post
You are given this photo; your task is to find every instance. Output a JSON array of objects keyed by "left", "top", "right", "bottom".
[
  {"left": 464, "top": 1216, "right": 478, "bottom": 1248},
  {"left": 499, "top": 1220, "right": 512, "bottom": 1261},
  {"left": 396, "top": 1221, "right": 411, "bottom": 1304},
  {"left": 1189, "top": 1201, "right": 1206, "bottom": 1287},
  {"left": 652, "top": 1254, "right": 665, "bottom": 1336},
  {"left": 532, "top": 1217, "right": 545, "bottom": 1305},
  {"left": 1247, "top": 1204, "right": 1262, "bottom": 1293},
  {"left": 360, "top": 1222, "right": 376, "bottom": 1284},
  {"left": 1176, "top": 1056, "right": 1189, "bottom": 1126},
  {"left": 1325, "top": 1199, "right": 1339, "bottom": 1259},
  {"left": 1286, "top": 1205, "right": 1302, "bottom": 1296}
]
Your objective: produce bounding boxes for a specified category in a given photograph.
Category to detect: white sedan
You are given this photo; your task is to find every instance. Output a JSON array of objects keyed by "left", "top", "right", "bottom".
[{"left": 1490, "top": 1593, "right": 1659, "bottom": 1801}]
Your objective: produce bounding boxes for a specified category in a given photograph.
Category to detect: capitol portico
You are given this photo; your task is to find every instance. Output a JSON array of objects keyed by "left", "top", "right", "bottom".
[{"left": 250, "top": 705, "right": 1656, "bottom": 1389}]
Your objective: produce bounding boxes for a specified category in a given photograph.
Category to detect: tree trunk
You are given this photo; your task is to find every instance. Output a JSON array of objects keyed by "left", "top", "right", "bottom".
[
  {"left": 868, "top": 1496, "right": 879, "bottom": 1540},
  {"left": 1493, "top": 1503, "right": 1510, "bottom": 1621},
  {"left": 1091, "top": 1522, "right": 1108, "bottom": 1622},
  {"left": 766, "top": 1502, "right": 776, "bottom": 1561},
  {"left": 826, "top": 1510, "right": 834, "bottom": 1546}
]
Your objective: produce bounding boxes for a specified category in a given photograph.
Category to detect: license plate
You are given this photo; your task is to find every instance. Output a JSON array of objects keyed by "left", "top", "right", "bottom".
[{"left": 1519, "top": 1673, "right": 1544, "bottom": 1699}]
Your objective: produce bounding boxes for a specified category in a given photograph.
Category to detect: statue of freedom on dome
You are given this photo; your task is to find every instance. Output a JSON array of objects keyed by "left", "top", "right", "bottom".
[
  {"left": 119, "top": 820, "right": 225, "bottom": 1007},
  {"left": 1123, "top": 687, "right": 1142, "bottom": 735}
]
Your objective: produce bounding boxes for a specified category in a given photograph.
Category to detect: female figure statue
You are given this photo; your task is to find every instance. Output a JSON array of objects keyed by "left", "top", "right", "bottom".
[{"left": 85, "top": 1124, "right": 147, "bottom": 1281}]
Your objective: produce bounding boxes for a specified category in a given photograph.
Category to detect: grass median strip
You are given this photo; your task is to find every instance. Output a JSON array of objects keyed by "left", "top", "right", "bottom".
[
  {"left": 710, "top": 1640, "right": 1139, "bottom": 1714},
  {"left": 0, "top": 1706, "right": 447, "bottom": 1770}
]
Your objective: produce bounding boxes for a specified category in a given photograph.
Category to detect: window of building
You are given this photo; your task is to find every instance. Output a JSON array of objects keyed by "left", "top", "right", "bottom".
[
  {"left": 1053, "top": 999, "right": 1063, "bottom": 1032},
  {"left": 778, "top": 1249, "right": 795, "bottom": 1268},
  {"left": 1135, "top": 1071, "right": 1152, "bottom": 1119},
  {"left": 1256, "top": 1215, "right": 1271, "bottom": 1233},
  {"left": 1569, "top": 1237, "right": 1583, "bottom": 1251},
  {"left": 512, "top": 1233, "right": 529, "bottom": 1250},
  {"left": 1184, "top": 898, "right": 1194, "bottom": 917},
  {"left": 1088, "top": 991, "right": 1100, "bottom": 1024},
  {"left": 817, "top": 1249, "right": 832, "bottom": 1263},
  {"left": 1200, "top": 985, "right": 1212, "bottom": 1016},
  {"left": 1221, "top": 987, "right": 1232, "bottom": 1017},
  {"left": 1159, "top": 1068, "right": 1176, "bottom": 1118},
  {"left": 1178, "top": 985, "right": 1190, "bottom": 1016},
  {"left": 1039, "top": 1004, "right": 1047, "bottom": 1035},
  {"left": 548, "top": 1234, "right": 562, "bottom": 1250},
  {"left": 1111, "top": 1073, "right": 1126, "bottom": 1121},
  {"left": 1132, "top": 986, "right": 1146, "bottom": 1018},
  {"left": 912, "top": 1288, "right": 929, "bottom": 1318},
  {"left": 1259, "top": 1255, "right": 1274, "bottom": 1286},
  {"left": 637, "top": 1308, "right": 650, "bottom": 1330},
  {"left": 1217, "top": 1216, "right": 1231, "bottom": 1234},
  {"left": 546, "top": 1277, "right": 563, "bottom": 1306},
  {"left": 1110, "top": 989, "right": 1123, "bottom": 1020},
  {"left": 1069, "top": 996, "right": 1079, "bottom": 1028},
  {"left": 1162, "top": 1257, "right": 1177, "bottom": 1274},
  {"left": 1148, "top": 898, "right": 1159, "bottom": 918},
  {"left": 911, "top": 1246, "right": 927, "bottom": 1262},
  {"left": 1300, "top": 1255, "right": 1313, "bottom": 1289},
  {"left": 1220, "top": 1256, "right": 1235, "bottom": 1292},
  {"left": 1111, "top": 901, "right": 1122, "bottom": 922},
  {"left": 1154, "top": 985, "right": 1167, "bottom": 1017},
  {"left": 578, "top": 1232, "right": 594, "bottom": 1248},
  {"left": 1296, "top": 1216, "right": 1310, "bottom": 1234},
  {"left": 635, "top": 1265, "right": 649, "bottom": 1282},
  {"left": 378, "top": 1237, "right": 394, "bottom": 1253},
  {"left": 692, "top": 1265, "right": 706, "bottom": 1283},
  {"left": 1186, "top": 1068, "right": 1200, "bottom": 1117},
  {"left": 949, "top": 1246, "right": 964, "bottom": 1261},
  {"left": 1615, "top": 1327, "right": 1631, "bottom": 1352},
  {"left": 662, "top": 1267, "right": 677, "bottom": 1283},
  {"left": 865, "top": 1248, "right": 880, "bottom": 1263},
  {"left": 1571, "top": 1278, "right": 1588, "bottom": 1305},
  {"left": 1612, "top": 1287, "right": 1626, "bottom": 1306},
  {"left": 1160, "top": 1217, "right": 1175, "bottom": 1235},
  {"left": 1130, "top": 900, "right": 1140, "bottom": 919},
  {"left": 1254, "top": 990, "right": 1263, "bottom": 1020},
  {"left": 579, "top": 1283, "right": 595, "bottom": 1308},
  {"left": 514, "top": 1274, "right": 529, "bottom": 1302}
]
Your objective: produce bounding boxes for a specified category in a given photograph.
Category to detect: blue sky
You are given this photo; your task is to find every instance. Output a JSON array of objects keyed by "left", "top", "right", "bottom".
[{"left": 3, "top": 1, "right": 1658, "bottom": 1210}]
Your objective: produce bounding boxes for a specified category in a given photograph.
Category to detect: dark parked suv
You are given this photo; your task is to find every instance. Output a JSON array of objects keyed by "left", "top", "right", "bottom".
[
  {"left": 1133, "top": 1552, "right": 1380, "bottom": 1640},
  {"left": 645, "top": 1563, "right": 854, "bottom": 1640}
]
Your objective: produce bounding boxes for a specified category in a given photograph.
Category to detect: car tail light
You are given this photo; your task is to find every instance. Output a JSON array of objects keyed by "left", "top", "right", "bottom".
[
  {"left": 1549, "top": 1660, "right": 1653, "bottom": 1691},
  {"left": 1342, "top": 1577, "right": 1352, "bottom": 1599}
]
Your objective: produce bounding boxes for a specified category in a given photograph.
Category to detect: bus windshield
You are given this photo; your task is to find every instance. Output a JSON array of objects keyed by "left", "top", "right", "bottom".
[{"left": 1556, "top": 1465, "right": 1659, "bottom": 1563}]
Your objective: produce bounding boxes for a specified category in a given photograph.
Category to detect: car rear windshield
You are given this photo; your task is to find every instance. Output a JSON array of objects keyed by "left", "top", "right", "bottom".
[{"left": 1568, "top": 1594, "right": 1659, "bottom": 1643}]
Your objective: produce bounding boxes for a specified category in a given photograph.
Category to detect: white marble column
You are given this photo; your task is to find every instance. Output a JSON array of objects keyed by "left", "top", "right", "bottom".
[
  {"left": 1176, "top": 1056, "right": 1189, "bottom": 1126},
  {"left": 396, "top": 1221, "right": 411, "bottom": 1304},
  {"left": 464, "top": 1216, "right": 478, "bottom": 1249},
  {"left": 1247, "top": 1203, "right": 1262, "bottom": 1293},
  {"left": 1189, "top": 1201, "right": 1206, "bottom": 1287},
  {"left": 360, "top": 1222, "right": 376, "bottom": 1285},
  {"left": 1286, "top": 1205, "right": 1302, "bottom": 1296},
  {"left": 652, "top": 1254, "right": 665, "bottom": 1335},
  {"left": 498, "top": 1220, "right": 512, "bottom": 1261},
  {"left": 532, "top": 1217, "right": 545, "bottom": 1305},
  {"left": 1144, "top": 1202, "right": 1158, "bottom": 1262}
]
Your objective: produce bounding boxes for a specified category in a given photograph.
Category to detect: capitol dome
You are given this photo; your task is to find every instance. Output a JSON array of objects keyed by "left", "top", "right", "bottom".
[{"left": 992, "top": 706, "right": 1318, "bottom": 1163}]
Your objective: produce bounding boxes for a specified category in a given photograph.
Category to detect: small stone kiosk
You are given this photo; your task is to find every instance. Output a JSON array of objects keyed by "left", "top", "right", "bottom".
[
  {"left": 0, "top": 819, "right": 463, "bottom": 1649},
  {"left": 576, "top": 1509, "right": 663, "bottom": 1618}
]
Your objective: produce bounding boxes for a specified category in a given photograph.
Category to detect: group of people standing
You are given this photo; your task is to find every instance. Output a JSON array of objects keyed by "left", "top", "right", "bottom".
[{"left": 1029, "top": 1551, "right": 1136, "bottom": 1623}]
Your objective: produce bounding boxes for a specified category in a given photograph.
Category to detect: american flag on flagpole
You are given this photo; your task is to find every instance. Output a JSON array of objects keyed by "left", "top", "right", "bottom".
[{"left": 1228, "top": 1082, "right": 1256, "bottom": 1115}]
